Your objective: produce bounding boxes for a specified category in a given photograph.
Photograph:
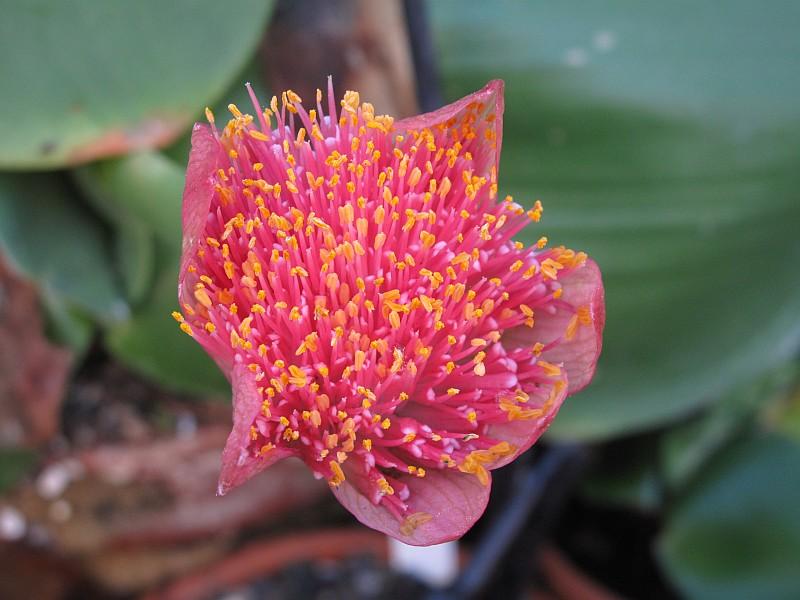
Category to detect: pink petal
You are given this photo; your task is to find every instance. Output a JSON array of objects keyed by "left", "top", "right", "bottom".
[
  {"left": 506, "top": 259, "right": 604, "bottom": 393},
  {"left": 331, "top": 464, "right": 491, "bottom": 546},
  {"left": 395, "top": 79, "right": 505, "bottom": 174},
  {"left": 217, "top": 363, "right": 293, "bottom": 495},
  {"left": 487, "top": 372, "right": 570, "bottom": 469},
  {"left": 545, "top": 259, "right": 605, "bottom": 393},
  {"left": 178, "top": 124, "right": 224, "bottom": 314}
]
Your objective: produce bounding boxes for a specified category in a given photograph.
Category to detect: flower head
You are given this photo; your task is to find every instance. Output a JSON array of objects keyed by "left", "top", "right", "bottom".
[{"left": 175, "top": 80, "right": 604, "bottom": 545}]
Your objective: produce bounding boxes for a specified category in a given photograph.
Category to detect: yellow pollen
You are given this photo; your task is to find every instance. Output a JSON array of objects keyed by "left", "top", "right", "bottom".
[
  {"left": 565, "top": 314, "right": 580, "bottom": 340},
  {"left": 194, "top": 288, "right": 212, "bottom": 308},
  {"left": 328, "top": 461, "right": 345, "bottom": 487},
  {"left": 377, "top": 478, "right": 394, "bottom": 495},
  {"left": 537, "top": 360, "right": 562, "bottom": 377},
  {"left": 541, "top": 258, "right": 563, "bottom": 280},
  {"left": 248, "top": 129, "right": 269, "bottom": 141},
  {"left": 288, "top": 364, "right": 308, "bottom": 387},
  {"left": 400, "top": 512, "right": 433, "bottom": 536},
  {"left": 577, "top": 305, "right": 593, "bottom": 324}
]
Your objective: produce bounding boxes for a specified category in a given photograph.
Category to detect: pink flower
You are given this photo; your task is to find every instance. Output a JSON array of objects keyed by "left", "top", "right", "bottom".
[{"left": 174, "top": 80, "right": 604, "bottom": 545}]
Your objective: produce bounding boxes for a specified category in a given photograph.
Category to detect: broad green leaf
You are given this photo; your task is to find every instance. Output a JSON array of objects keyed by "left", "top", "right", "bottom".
[
  {"left": 39, "top": 289, "right": 95, "bottom": 353},
  {"left": 770, "top": 388, "right": 800, "bottom": 442},
  {"left": 112, "top": 218, "right": 156, "bottom": 307},
  {"left": 75, "top": 151, "right": 184, "bottom": 307},
  {"left": 77, "top": 61, "right": 272, "bottom": 266},
  {"left": 74, "top": 163, "right": 158, "bottom": 306},
  {"left": 430, "top": 1, "right": 800, "bottom": 440},
  {"left": 661, "top": 363, "right": 798, "bottom": 491},
  {"left": 75, "top": 152, "right": 184, "bottom": 248},
  {"left": 105, "top": 242, "right": 228, "bottom": 397},
  {"left": 0, "top": 449, "right": 36, "bottom": 493},
  {"left": 75, "top": 151, "right": 226, "bottom": 394},
  {"left": 658, "top": 434, "right": 800, "bottom": 600},
  {"left": 0, "top": 174, "right": 126, "bottom": 322},
  {"left": 0, "top": 0, "right": 273, "bottom": 169}
]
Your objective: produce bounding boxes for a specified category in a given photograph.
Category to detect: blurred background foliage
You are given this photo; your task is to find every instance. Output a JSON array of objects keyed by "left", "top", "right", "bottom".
[{"left": 0, "top": 1, "right": 799, "bottom": 598}]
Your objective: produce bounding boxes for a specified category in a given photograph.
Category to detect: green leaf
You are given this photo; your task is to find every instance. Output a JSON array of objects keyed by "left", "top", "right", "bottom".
[
  {"left": 0, "top": 449, "right": 36, "bottom": 493},
  {"left": 112, "top": 218, "right": 156, "bottom": 306},
  {"left": 658, "top": 434, "right": 800, "bottom": 600},
  {"left": 0, "top": 0, "right": 273, "bottom": 169},
  {"left": 0, "top": 173, "right": 127, "bottom": 322},
  {"left": 661, "top": 363, "right": 798, "bottom": 491},
  {"left": 39, "top": 289, "right": 95, "bottom": 354},
  {"left": 75, "top": 151, "right": 186, "bottom": 307},
  {"left": 431, "top": 0, "right": 800, "bottom": 440},
  {"left": 75, "top": 152, "right": 184, "bottom": 249},
  {"left": 104, "top": 243, "right": 228, "bottom": 397},
  {"left": 770, "top": 388, "right": 800, "bottom": 442},
  {"left": 74, "top": 151, "right": 226, "bottom": 394},
  {"left": 74, "top": 161, "right": 158, "bottom": 306}
]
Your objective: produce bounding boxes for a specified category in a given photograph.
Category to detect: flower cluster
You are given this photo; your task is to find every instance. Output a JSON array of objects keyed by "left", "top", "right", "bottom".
[{"left": 174, "top": 80, "right": 604, "bottom": 545}]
